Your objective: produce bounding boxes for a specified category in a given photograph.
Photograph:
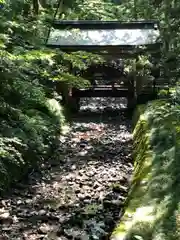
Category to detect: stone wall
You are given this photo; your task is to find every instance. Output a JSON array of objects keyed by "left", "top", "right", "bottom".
[{"left": 111, "top": 100, "right": 180, "bottom": 240}]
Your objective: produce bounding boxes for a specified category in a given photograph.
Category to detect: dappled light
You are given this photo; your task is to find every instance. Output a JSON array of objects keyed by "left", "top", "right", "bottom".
[
  {"left": 80, "top": 97, "right": 127, "bottom": 111},
  {"left": 0, "top": 99, "right": 133, "bottom": 239}
]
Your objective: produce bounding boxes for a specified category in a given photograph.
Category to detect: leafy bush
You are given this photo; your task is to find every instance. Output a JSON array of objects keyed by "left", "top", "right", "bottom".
[
  {"left": 0, "top": 1, "right": 69, "bottom": 191},
  {"left": 0, "top": 0, "right": 105, "bottom": 191},
  {"left": 0, "top": 92, "right": 65, "bottom": 191}
]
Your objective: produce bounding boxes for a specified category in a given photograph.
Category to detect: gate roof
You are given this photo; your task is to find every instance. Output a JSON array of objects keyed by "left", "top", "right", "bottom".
[{"left": 46, "top": 20, "right": 161, "bottom": 57}]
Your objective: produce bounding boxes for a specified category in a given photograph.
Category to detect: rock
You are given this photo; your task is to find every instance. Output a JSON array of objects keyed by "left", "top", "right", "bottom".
[
  {"left": 80, "top": 139, "right": 88, "bottom": 145},
  {"left": 77, "top": 193, "right": 85, "bottom": 200},
  {"left": 117, "top": 195, "right": 126, "bottom": 201},
  {"left": 84, "top": 194, "right": 91, "bottom": 200},
  {"left": 65, "top": 175, "right": 72, "bottom": 181},
  {"left": 77, "top": 150, "right": 88, "bottom": 156},
  {"left": 38, "top": 209, "right": 46, "bottom": 215},
  {"left": 93, "top": 182, "right": 100, "bottom": 189},
  {"left": 98, "top": 192, "right": 104, "bottom": 202},
  {"left": 12, "top": 215, "right": 18, "bottom": 223},
  {"left": 80, "top": 233, "right": 89, "bottom": 240},
  {"left": 0, "top": 200, "right": 7, "bottom": 207},
  {"left": 76, "top": 175, "right": 84, "bottom": 182},
  {"left": 75, "top": 188, "right": 81, "bottom": 194},
  {"left": 83, "top": 199, "right": 91, "bottom": 204},
  {"left": 25, "top": 199, "right": 32, "bottom": 204},
  {"left": 96, "top": 186, "right": 103, "bottom": 192},
  {"left": 17, "top": 200, "right": 22, "bottom": 205},
  {"left": 80, "top": 143, "right": 87, "bottom": 148},
  {"left": 71, "top": 164, "right": 77, "bottom": 170},
  {"left": 103, "top": 200, "right": 112, "bottom": 209},
  {"left": 82, "top": 185, "right": 91, "bottom": 191},
  {"left": 64, "top": 228, "right": 82, "bottom": 239},
  {"left": 0, "top": 210, "right": 13, "bottom": 224},
  {"left": 111, "top": 199, "right": 123, "bottom": 207},
  {"left": 47, "top": 213, "right": 59, "bottom": 221},
  {"left": 79, "top": 169, "right": 84, "bottom": 176},
  {"left": 0, "top": 234, "right": 9, "bottom": 240},
  {"left": 86, "top": 171, "right": 94, "bottom": 177},
  {"left": 38, "top": 223, "right": 51, "bottom": 234},
  {"left": 112, "top": 185, "right": 128, "bottom": 193},
  {"left": 0, "top": 210, "right": 10, "bottom": 218}
]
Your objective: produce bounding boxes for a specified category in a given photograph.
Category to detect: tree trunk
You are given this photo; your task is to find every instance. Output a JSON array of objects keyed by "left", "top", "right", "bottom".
[
  {"left": 40, "top": 0, "right": 47, "bottom": 8},
  {"left": 23, "top": 3, "right": 31, "bottom": 16},
  {"left": 32, "top": 0, "right": 40, "bottom": 15}
]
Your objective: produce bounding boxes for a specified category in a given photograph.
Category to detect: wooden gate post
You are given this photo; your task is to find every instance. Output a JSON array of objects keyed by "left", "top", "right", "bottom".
[
  {"left": 127, "top": 59, "right": 137, "bottom": 110},
  {"left": 127, "top": 75, "right": 136, "bottom": 109}
]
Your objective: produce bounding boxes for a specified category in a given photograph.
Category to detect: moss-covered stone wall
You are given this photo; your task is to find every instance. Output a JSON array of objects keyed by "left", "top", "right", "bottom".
[{"left": 111, "top": 100, "right": 180, "bottom": 240}]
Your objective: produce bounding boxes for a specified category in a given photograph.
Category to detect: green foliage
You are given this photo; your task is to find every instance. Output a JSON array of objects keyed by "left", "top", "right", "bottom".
[
  {"left": 113, "top": 96, "right": 180, "bottom": 240},
  {"left": 0, "top": 95, "right": 65, "bottom": 191},
  {"left": 117, "top": 0, "right": 180, "bottom": 85},
  {"left": 0, "top": 0, "right": 114, "bottom": 191},
  {"left": 0, "top": 0, "right": 68, "bottom": 191},
  {"left": 170, "top": 86, "right": 180, "bottom": 104},
  {"left": 158, "top": 89, "right": 169, "bottom": 99}
]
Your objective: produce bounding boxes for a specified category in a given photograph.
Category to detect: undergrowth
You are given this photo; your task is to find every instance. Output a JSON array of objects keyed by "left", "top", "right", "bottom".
[{"left": 0, "top": 2, "right": 67, "bottom": 192}]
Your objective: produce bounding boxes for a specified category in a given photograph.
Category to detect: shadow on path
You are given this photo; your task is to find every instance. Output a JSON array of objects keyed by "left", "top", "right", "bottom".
[{"left": 0, "top": 102, "right": 133, "bottom": 240}]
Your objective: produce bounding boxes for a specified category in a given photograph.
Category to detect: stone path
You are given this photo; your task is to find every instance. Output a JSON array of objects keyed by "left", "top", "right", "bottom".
[{"left": 0, "top": 98, "right": 133, "bottom": 240}]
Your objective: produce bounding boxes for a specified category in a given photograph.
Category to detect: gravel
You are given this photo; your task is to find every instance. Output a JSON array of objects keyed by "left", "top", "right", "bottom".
[{"left": 0, "top": 98, "right": 133, "bottom": 240}]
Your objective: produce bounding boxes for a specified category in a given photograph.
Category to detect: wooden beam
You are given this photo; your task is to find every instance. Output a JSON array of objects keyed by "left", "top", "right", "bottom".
[
  {"left": 72, "top": 88, "right": 128, "bottom": 97},
  {"left": 52, "top": 20, "right": 159, "bottom": 30},
  {"left": 46, "top": 43, "right": 162, "bottom": 57}
]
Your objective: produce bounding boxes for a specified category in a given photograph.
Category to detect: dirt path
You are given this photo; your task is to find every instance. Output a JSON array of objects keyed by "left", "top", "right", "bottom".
[{"left": 0, "top": 98, "right": 133, "bottom": 240}]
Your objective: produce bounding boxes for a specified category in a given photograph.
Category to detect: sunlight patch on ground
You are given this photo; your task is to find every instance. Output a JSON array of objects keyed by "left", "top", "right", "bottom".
[{"left": 80, "top": 97, "right": 127, "bottom": 111}]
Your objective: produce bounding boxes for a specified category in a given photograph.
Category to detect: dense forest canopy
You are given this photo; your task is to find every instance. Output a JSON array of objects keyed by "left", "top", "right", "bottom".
[
  {"left": 1, "top": 0, "right": 180, "bottom": 83},
  {"left": 1, "top": 0, "right": 179, "bottom": 85}
]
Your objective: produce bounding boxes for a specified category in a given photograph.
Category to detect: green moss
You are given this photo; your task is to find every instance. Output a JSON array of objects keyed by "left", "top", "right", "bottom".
[{"left": 111, "top": 100, "right": 180, "bottom": 240}]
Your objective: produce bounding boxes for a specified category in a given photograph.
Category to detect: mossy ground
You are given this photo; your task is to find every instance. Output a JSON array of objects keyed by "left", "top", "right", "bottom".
[{"left": 111, "top": 100, "right": 180, "bottom": 240}]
